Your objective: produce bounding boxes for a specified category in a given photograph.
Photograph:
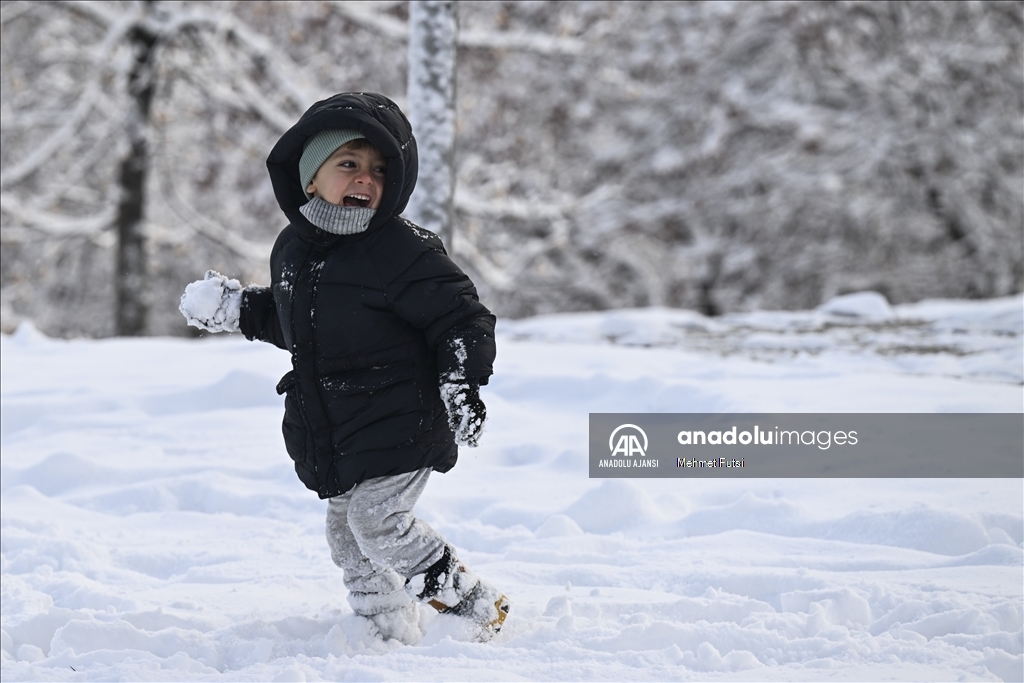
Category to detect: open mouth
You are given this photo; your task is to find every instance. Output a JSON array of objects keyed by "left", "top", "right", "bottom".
[{"left": 343, "top": 194, "right": 371, "bottom": 208}]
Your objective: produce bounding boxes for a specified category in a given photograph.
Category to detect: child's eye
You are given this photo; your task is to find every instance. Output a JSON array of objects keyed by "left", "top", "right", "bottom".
[{"left": 373, "top": 166, "right": 387, "bottom": 174}]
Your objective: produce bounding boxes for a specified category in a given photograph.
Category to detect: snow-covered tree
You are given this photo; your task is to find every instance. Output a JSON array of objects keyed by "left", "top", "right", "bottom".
[
  {"left": 449, "top": 1, "right": 1023, "bottom": 317},
  {"left": 115, "top": 2, "right": 159, "bottom": 336},
  {"left": 2, "top": 1, "right": 1020, "bottom": 337},
  {"left": 405, "top": 0, "right": 457, "bottom": 244},
  {"left": 1, "top": 0, "right": 405, "bottom": 336}
]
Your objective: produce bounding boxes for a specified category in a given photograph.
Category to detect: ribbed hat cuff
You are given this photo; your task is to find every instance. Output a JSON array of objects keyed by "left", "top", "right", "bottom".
[{"left": 299, "top": 129, "right": 365, "bottom": 198}]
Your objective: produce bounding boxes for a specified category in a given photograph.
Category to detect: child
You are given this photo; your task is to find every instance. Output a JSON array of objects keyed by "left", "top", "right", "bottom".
[{"left": 179, "top": 92, "right": 508, "bottom": 644}]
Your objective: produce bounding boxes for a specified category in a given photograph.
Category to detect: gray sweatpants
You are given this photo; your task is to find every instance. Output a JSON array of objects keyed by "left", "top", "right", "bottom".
[{"left": 325, "top": 468, "right": 447, "bottom": 616}]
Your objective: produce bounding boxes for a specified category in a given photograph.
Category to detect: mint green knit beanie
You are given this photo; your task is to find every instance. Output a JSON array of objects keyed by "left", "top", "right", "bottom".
[{"left": 299, "top": 129, "right": 365, "bottom": 199}]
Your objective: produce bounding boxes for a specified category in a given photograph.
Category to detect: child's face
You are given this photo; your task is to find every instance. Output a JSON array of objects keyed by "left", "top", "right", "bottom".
[{"left": 306, "top": 143, "right": 387, "bottom": 208}]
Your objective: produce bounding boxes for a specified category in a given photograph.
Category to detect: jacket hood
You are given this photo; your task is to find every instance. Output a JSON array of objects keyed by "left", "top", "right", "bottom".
[{"left": 267, "top": 92, "right": 418, "bottom": 238}]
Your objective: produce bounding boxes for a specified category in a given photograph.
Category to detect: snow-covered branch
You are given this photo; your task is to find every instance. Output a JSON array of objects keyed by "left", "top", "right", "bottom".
[
  {"left": 328, "top": 0, "right": 584, "bottom": 55},
  {"left": 50, "top": 0, "right": 119, "bottom": 27},
  {"left": 154, "top": 160, "right": 273, "bottom": 263},
  {"left": 0, "top": 6, "right": 136, "bottom": 190},
  {"left": 0, "top": 80, "right": 104, "bottom": 190},
  {"left": 0, "top": 1, "right": 39, "bottom": 26},
  {"left": 165, "top": 26, "right": 296, "bottom": 133},
  {"left": 458, "top": 28, "right": 583, "bottom": 56},
  {"left": 329, "top": 1, "right": 409, "bottom": 41},
  {"left": 161, "top": 6, "right": 315, "bottom": 113},
  {"left": 0, "top": 192, "right": 116, "bottom": 237},
  {"left": 454, "top": 191, "right": 569, "bottom": 222}
]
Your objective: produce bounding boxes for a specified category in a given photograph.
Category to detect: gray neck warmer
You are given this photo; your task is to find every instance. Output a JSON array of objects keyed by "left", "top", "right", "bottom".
[{"left": 299, "top": 196, "right": 376, "bottom": 235}]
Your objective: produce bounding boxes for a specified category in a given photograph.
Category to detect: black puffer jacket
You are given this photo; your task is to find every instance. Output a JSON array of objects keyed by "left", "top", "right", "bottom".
[{"left": 239, "top": 93, "right": 495, "bottom": 499}]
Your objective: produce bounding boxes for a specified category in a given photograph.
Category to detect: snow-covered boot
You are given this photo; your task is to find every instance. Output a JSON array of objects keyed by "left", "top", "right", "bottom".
[
  {"left": 406, "top": 547, "right": 510, "bottom": 641},
  {"left": 347, "top": 588, "right": 422, "bottom": 645}
]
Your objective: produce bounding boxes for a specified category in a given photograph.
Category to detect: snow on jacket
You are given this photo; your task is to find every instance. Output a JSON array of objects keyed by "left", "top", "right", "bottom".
[{"left": 239, "top": 92, "right": 496, "bottom": 499}]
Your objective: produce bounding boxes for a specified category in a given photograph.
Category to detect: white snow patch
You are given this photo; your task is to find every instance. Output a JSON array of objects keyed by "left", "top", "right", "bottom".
[
  {"left": 1, "top": 300, "right": 1021, "bottom": 680},
  {"left": 818, "top": 290, "right": 894, "bottom": 320}
]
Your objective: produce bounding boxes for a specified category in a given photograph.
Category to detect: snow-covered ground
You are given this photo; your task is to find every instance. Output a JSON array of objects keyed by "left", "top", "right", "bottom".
[{"left": 2, "top": 294, "right": 1022, "bottom": 681}]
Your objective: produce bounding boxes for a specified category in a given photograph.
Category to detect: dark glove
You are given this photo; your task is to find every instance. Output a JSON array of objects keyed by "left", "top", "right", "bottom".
[{"left": 440, "top": 380, "right": 486, "bottom": 447}]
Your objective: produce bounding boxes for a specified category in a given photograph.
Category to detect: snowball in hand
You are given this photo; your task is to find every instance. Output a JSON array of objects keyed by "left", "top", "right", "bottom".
[{"left": 179, "top": 270, "right": 243, "bottom": 333}]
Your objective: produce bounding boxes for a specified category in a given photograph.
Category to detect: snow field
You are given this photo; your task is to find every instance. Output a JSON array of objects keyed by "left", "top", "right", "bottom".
[{"left": 1, "top": 296, "right": 1022, "bottom": 681}]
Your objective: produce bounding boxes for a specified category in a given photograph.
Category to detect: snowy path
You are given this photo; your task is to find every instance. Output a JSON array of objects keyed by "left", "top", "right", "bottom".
[{"left": 2, "top": 296, "right": 1022, "bottom": 681}]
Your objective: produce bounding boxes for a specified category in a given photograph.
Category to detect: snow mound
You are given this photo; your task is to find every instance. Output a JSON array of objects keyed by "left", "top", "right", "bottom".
[
  {"left": 676, "top": 494, "right": 997, "bottom": 557},
  {"left": 499, "top": 294, "right": 1023, "bottom": 384},
  {"left": 676, "top": 492, "right": 805, "bottom": 537},
  {"left": 818, "top": 506, "right": 991, "bottom": 556},
  {"left": 3, "top": 452, "right": 123, "bottom": 496},
  {"left": 9, "top": 320, "right": 51, "bottom": 347},
  {"left": 564, "top": 480, "right": 663, "bottom": 533},
  {"left": 817, "top": 291, "right": 894, "bottom": 319},
  {"left": 534, "top": 514, "right": 585, "bottom": 538},
  {"left": 140, "top": 370, "right": 281, "bottom": 415}
]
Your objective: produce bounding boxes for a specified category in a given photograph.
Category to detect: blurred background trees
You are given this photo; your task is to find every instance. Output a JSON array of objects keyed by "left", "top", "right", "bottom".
[{"left": 1, "top": 0, "right": 1021, "bottom": 337}]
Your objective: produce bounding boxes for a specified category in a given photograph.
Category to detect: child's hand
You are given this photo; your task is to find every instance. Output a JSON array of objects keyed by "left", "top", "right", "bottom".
[
  {"left": 440, "top": 381, "right": 486, "bottom": 447},
  {"left": 179, "top": 270, "right": 243, "bottom": 333}
]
